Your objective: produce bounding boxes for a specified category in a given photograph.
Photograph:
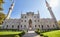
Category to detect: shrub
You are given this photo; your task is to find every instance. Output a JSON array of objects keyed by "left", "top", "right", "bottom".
[
  {"left": 19, "top": 31, "right": 25, "bottom": 37},
  {"left": 35, "top": 30, "right": 40, "bottom": 34},
  {"left": 14, "top": 35, "right": 20, "bottom": 37},
  {"left": 22, "top": 31, "right": 25, "bottom": 35},
  {"left": 44, "top": 36, "right": 48, "bottom": 37},
  {"left": 40, "top": 33, "right": 44, "bottom": 36}
]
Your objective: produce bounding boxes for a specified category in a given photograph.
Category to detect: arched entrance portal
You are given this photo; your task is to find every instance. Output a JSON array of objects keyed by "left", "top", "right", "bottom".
[{"left": 29, "top": 19, "right": 32, "bottom": 29}]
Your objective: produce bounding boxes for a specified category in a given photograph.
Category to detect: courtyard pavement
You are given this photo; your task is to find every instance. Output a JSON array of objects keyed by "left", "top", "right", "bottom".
[{"left": 22, "top": 31, "right": 41, "bottom": 37}]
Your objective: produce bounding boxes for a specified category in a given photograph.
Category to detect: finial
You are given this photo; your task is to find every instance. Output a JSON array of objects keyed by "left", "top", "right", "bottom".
[
  {"left": 10, "top": 0, "right": 15, "bottom": 4},
  {"left": 21, "top": 11, "right": 22, "bottom": 16},
  {"left": 37, "top": 10, "right": 39, "bottom": 14},
  {"left": 45, "top": 0, "right": 50, "bottom": 7},
  {"left": 37, "top": 10, "right": 40, "bottom": 18}
]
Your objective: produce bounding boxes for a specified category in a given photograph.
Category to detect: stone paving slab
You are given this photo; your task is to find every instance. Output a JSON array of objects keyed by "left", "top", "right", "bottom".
[{"left": 22, "top": 31, "right": 41, "bottom": 37}]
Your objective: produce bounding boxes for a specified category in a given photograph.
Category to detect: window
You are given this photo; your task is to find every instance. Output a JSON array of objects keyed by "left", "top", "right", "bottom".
[
  {"left": 24, "top": 25, "right": 26, "bottom": 27},
  {"left": 3, "top": 26, "right": 4, "bottom": 29},
  {"left": 21, "top": 25, "right": 22, "bottom": 28},
  {"left": 18, "top": 25, "right": 19, "bottom": 29},
  {"left": 37, "top": 16, "right": 39, "bottom": 18},
  {"left": 34, "top": 16, "right": 36, "bottom": 18},
  {"left": 34, "top": 20, "right": 36, "bottom": 22},
  {"left": 21, "top": 16, "right": 23, "bottom": 18},
  {"left": 38, "top": 20, "right": 39, "bottom": 22},
  {"left": 35, "top": 25, "right": 37, "bottom": 27},
  {"left": 25, "top": 20, "right": 26, "bottom": 22},
  {"left": 38, "top": 25, "right": 40, "bottom": 27},
  {"left": 53, "top": 25, "right": 55, "bottom": 27},
  {"left": 42, "top": 25, "right": 43, "bottom": 28},
  {"left": 21, "top": 20, "right": 23, "bottom": 22},
  {"left": 7, "top": 25, "right": 8, "bottom": 28},
  {"left": 47, "top": 25, "right": 49, "bottom": 27},
  {"left": 25, "top": 16, "right": 26, "bottom": 18},
  {"left": 12, "top": 25, "right": 14, "bottom": 28}
]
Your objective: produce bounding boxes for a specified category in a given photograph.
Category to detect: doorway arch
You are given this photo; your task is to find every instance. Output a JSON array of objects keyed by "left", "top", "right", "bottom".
[{"left": 29, "top": 19, "right": 32, "bottom": 28}]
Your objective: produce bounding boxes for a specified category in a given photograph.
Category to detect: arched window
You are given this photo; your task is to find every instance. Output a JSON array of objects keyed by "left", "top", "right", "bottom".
[
  {"left": 24, "top": 25, "right": 26, "bottom": 27},
  {"left": 3, "top": 26, "right": 4, "bottom": 29},
  {"left": 25, "top": 16, "right": 26, "bottom": 18},
  {"left": 17, "top": 25, "right": 19, "bottom": 29},
  {"left": 53, "top": 25, "right": 55, "bottom": 27},
  {"left": 38, "top": 20, "right": 39, "bottom": 22},
  {"left": 25, "top": 20, "right": 26, "bottom": 22},
  {"left": 34, "top": 20, "right": 36, "bottom": 22},
  {"left": 21, "top": 16, "right": 23, "bottom": 18},
  {"left": 37, "top": 16, "right": 39, "bottom": 18},
  {"left": 21, "top": 20, "right": 23, "bottom": 22},
  {"left": 21, "top": 25, "right": 22, "bottom": 28},
  {"left": 29, "top": 19, "right": 32, "bottom": 27},
  {"left": 47, "top": 25, "right": 49, "bottom": 27},
  {"left": 34, "top": 16, "right": 36, "bottom": 18},
  {"left": 12, "top": 25, "right": 14, "bottom": 28},
  {"left": 38, "top": 25, "right": 40, "bottom": 27},
  {"left": 42, "top": 25, "right": 43, "bottom": 29},
  {"left": 35, "top": 25, "right": 37, "bottom": 27},
  {"left": 6, "top": 25, "right": 8, "bottom": 28}
]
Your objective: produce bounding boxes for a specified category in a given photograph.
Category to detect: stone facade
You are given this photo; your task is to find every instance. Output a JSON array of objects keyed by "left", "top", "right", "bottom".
[{"left": 2, "top": 12, "right": 57, "bottom": 30}]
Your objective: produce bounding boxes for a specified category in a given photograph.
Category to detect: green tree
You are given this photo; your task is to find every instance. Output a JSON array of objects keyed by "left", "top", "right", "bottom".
[
  {"left": 0, "top": 0, "right": 5, "bottom": 25},
  {"left": 0, "top": 12, "right": 6, "bottom": 25},
  {"left": 57, "top": 20, "right": 60, "bottom": 28},
  {"left": 0, "top": 0, "right": 4, "bottom": 10},
  {"left": 58, "top": 20, "right": 60, "bottom": 25}
]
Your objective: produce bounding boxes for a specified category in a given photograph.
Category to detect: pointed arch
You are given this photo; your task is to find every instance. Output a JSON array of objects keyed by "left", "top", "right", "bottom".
[{"left": 29, "top": 19, "right": 32, "bottom": 27}]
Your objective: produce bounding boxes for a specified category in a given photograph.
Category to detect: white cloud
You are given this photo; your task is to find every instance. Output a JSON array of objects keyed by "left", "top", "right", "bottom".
[{"left": 49, "top": 0, "right": 59, "bottom": 8}]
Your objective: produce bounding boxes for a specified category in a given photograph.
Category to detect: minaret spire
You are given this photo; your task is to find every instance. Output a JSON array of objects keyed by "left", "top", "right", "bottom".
[
  {"left": 6, "top": 0, "right": 15, "bottom": 19},
  {"left": 21, "top": 11, "right": 22, "bottom": 17},
  {"left": 45, "top": 0, "right": 59, "bottom": 29},
  {"left": 37, "top": 10, "right": 40, "bottom": 18},
  {"left": 38, "top": 10, "right": 39, "bottom": 15},
  {"left": 45, "top": 0, "right": 50, "bottom": 7}
]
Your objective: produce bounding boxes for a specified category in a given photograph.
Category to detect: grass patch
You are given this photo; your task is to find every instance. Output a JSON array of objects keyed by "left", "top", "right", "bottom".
[
  {"left": 0, "top": 30, "right": 25, "bottom": 37},
  {"left": 0, "top": 31, "right": 22, "bottom": 35},
  {"left": 42, "top": 30, "right": 60, "bottom": 37}
]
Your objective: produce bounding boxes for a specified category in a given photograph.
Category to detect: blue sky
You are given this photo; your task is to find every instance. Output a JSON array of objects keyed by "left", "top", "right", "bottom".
[{"left": 3, "top": 0, "right": 60, "bottom": 20}]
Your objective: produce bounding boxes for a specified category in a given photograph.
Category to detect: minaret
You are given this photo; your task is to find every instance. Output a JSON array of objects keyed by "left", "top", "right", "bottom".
[
  {"left": 21, "top": 11, "right": 22, "bottom": 18},
  {"left": 45, "top": 0, "right": 59, "bottom": 29},
  {"left": 6, "top": 0, "right": 15, "bottom": 19},
  {"left": 37, "top": 10, "right": 40, "bottom": 18}
]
